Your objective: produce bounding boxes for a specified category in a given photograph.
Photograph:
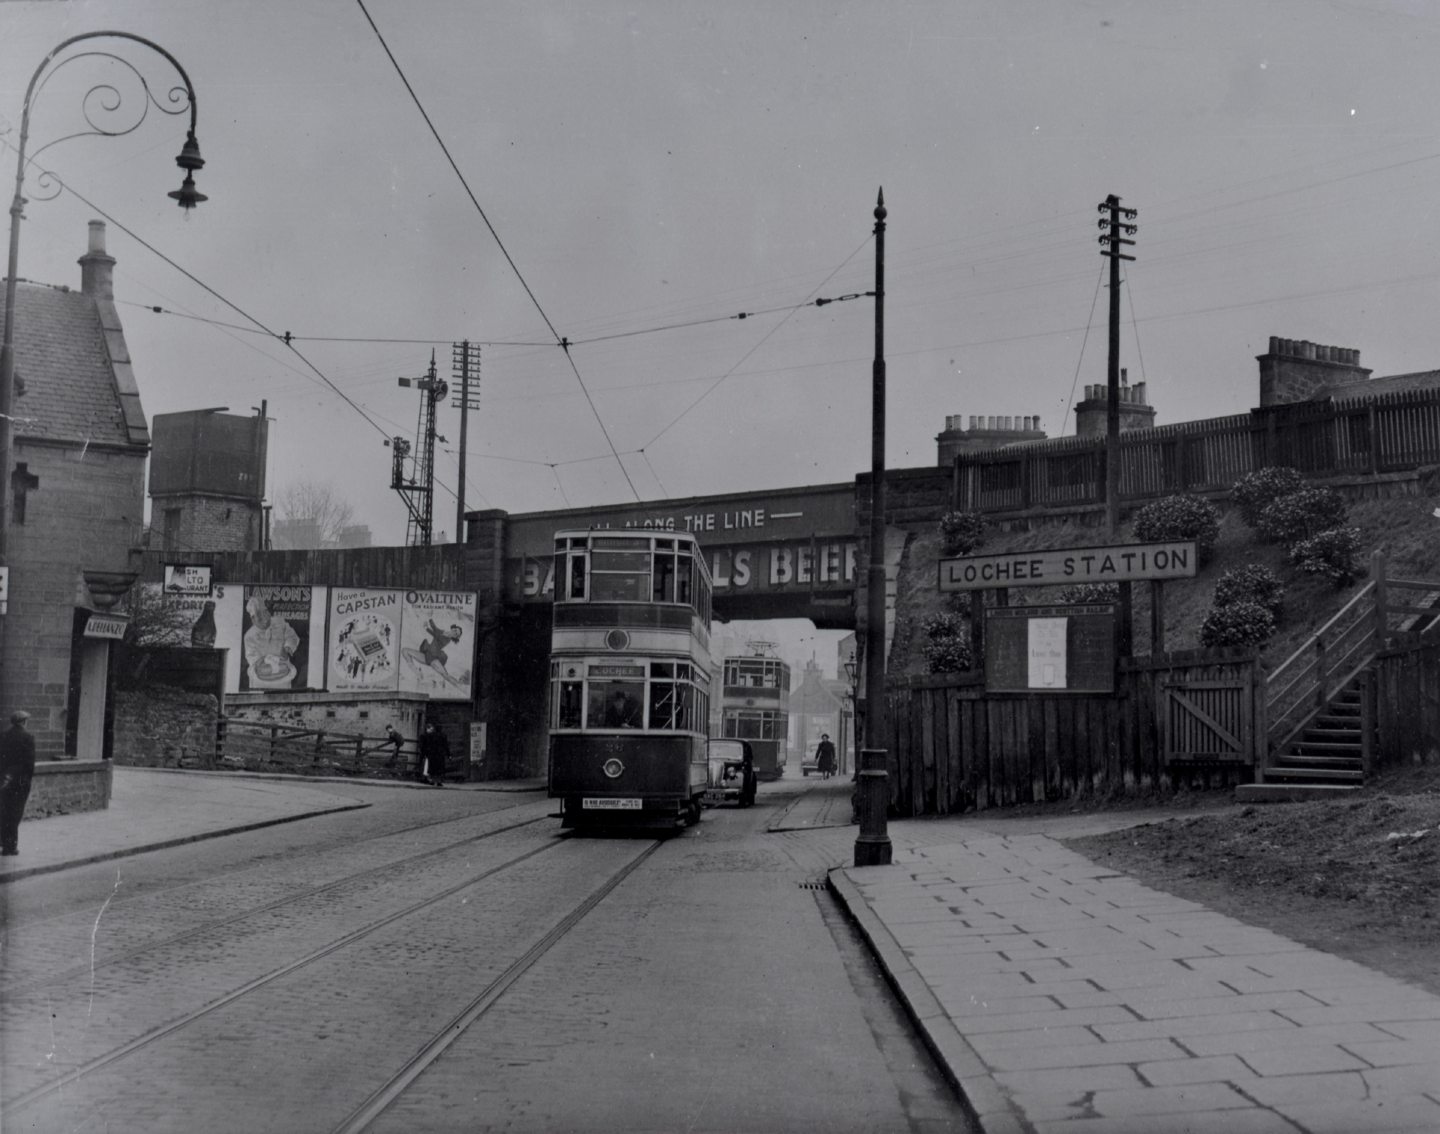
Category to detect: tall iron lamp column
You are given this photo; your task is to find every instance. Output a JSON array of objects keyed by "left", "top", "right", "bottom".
[
  {"left": 0, "top": 31, "right": 205, "bottom": 604},
  {"left": 855, "top": 190, "right": 893, "bottom": 868}
]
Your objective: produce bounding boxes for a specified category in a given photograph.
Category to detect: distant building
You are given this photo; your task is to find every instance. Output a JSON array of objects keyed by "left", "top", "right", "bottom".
[
  {"left": 2, "top": 222, "right": 150, "bottom": 758},
  {"left": 789, "top": 658, "right": 846, "bottom": 768}
]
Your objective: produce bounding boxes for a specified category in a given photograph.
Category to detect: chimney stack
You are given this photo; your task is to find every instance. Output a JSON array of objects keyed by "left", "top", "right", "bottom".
[{"left": 78, "top": 220, "right": 116, "bottom": 300}]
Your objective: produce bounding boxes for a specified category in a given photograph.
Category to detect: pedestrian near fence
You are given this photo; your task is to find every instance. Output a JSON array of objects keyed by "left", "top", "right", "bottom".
[
  {"left": 0, "top": 711, "right": 37, "bottom": 856},
  {"left": 418, "top": 721, "right": 449, "bottom": 787}
]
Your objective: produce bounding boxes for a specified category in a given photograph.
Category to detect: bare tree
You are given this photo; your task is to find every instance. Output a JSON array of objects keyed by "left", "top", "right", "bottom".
[{"left": 271, "top": 480, "right": 357, "bottom": 549}]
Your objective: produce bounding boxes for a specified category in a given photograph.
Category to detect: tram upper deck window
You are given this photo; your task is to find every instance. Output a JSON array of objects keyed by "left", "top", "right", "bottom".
[
  {"left": 590, "top": 537, "right": 652, "bottom": 602},
  {"left": 652, "top": 539, "right": 676, "bottom": 603}
]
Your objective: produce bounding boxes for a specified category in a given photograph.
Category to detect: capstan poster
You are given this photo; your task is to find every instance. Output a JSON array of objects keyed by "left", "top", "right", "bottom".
[{"left": 327, "top": 587, "right": 402, "bottom": 693}]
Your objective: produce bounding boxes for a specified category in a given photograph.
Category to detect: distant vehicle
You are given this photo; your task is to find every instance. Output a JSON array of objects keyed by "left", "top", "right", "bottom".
[
  {"left": 546, "top": 530, "right": 714, "bottom": 830},
  {"left": 719, "top": 646, "right": 790, "bottom": 781},
  {"left": 704, "top": 739, "right": 756, "bottom": 808}
]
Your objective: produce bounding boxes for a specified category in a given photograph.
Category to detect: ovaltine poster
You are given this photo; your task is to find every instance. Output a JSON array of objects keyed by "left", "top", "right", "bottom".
[
  {"left": 328, "top": 588, "right": 402, "bottom": 692},
  {"left": 240, "top": 585, "right": 325, "bottom": 692},
  {"left": 398, "top": 590, "right": 476, "bottom": 700}
]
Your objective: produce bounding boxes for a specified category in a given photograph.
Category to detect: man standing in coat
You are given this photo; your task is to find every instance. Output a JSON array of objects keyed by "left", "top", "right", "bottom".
[
  {"left": 418, "top": 721, "right": 450, "bottom": 787},
  {"left": 0, "top": 710, "right": 37, "bottom": 855}
]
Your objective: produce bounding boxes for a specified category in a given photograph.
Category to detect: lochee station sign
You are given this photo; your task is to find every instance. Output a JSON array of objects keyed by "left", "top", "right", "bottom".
[{"left": 939, "top": 540, "right": 1198, "bottom": 592}]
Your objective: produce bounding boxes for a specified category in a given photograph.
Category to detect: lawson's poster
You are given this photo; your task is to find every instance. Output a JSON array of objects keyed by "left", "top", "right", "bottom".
[
  {"left": 239, "top": 584, "right": 326, "bottom": 693},
  {"left": 397, "top": 590, "right": 476, "bottom": 701},
  {"left": 328, "top": 588, "right": 401, "bottom": 692}
]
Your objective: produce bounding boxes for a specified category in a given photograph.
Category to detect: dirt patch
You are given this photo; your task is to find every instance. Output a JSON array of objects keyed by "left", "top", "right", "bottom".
[{"left": 1062, "top": 768, "right": 1440, "bottom": 996}]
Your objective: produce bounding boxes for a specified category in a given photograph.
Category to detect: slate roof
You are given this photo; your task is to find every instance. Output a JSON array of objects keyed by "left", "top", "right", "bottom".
[{"left": 10, "top": 280, "right": 149, "bottom": 449}]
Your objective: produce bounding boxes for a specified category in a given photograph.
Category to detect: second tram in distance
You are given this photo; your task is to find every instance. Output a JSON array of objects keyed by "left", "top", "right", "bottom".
[
  {"left": 547, "top": 529, "right": 713, "bottom": 830},
  {"left": 718, "top": 644, "right": 790, "bottom": 781}
]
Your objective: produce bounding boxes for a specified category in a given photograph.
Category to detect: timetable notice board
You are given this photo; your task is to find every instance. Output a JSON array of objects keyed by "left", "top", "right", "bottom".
[{"left": 984, "top": 605, "right": 1116, "bottom": 694}]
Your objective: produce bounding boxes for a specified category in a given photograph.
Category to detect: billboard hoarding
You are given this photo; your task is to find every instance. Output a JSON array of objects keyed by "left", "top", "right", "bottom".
[
  {"left": 328, "top": 588, "right": 402, "bottom": 692},
  {"left": 398, "top": 590, "right": 476, "bottom": 701}
]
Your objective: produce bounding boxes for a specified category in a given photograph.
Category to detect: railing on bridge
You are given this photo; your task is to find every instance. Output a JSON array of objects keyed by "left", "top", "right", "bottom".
[{"left": 953, "top": 388, "right": 1440, "bottom": 514}]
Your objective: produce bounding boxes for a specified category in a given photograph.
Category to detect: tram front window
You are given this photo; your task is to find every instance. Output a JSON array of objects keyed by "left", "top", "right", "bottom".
[
  {"left": 592, "top": 682, "right": 644, "bottom": 728},
  {"left": 557, "top": 681, "right": 583, "bottom": 728}
]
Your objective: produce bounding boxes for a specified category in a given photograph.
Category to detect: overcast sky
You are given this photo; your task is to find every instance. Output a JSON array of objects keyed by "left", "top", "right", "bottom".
[{"left": 6, "top": 0, "right": 1440, "bottom": 561}]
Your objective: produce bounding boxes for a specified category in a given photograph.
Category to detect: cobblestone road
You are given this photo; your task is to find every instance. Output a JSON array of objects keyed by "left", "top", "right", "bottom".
[{"left": 2, "top": 779, "right": 971, "bottom": 1134}]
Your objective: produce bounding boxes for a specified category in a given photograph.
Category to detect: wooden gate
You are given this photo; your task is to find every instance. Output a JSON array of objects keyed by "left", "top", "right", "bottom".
[{"left": 1160, "top": 670, "right": 1255, "bottom": 765}]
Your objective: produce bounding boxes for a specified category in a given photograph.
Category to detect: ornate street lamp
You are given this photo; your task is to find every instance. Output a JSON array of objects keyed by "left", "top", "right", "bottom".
[{"left": 0, "top": 31, "right": 205, "bottom": 583}]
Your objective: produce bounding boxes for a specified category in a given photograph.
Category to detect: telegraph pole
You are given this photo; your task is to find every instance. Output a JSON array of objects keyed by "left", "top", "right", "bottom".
[
  {"left": 1097, "top": 194, "right": 1137, "bottom": 535},
  {"left": 451, "top": 341, "right": 481, "bottom": 544}
]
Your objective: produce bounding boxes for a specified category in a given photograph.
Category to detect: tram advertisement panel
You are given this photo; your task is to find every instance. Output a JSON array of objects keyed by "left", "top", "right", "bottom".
[
  {"left": 328, "top": 587, "right": 402, "bottom": 692},
  {"left": 241, "top": 585, "right": 325, "bottom": 692},
  {"left": 398, "top": 590, "right": 476, "bottom": 700}
]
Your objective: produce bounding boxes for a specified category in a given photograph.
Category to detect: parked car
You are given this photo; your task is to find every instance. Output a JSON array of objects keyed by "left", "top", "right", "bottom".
[{"left": 704, "top": 739, "right": 757, "bottom": 807}]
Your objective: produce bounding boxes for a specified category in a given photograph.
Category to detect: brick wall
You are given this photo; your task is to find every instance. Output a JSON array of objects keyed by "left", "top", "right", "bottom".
[
  {"left": 25, "top": 760, "right": 113, "bottom": 818},
  {"left": 2, "top": 441, "right": 145, "bottom": 758},
  {"left": 152, "top": 493, "right": 261, "bottom": 553},
  {"left": 112, "top": 687, "right": 219, "bottom": 767}
]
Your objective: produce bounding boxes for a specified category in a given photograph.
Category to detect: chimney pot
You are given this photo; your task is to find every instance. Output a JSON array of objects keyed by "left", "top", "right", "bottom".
[{"left": 78, "top": 220, "right": 116, "bottom": 300}]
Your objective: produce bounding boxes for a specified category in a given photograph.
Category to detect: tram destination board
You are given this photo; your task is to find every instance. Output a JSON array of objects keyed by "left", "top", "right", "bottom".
[{"left": 984, "top": 604, "right": 1116, "bottom": 694}]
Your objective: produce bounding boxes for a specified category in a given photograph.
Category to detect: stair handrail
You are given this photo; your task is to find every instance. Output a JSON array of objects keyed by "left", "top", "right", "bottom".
[
  {"left": 1266, "top": 579, "right": 1376, "bottom": 693},
  {"left": 1265, "top": 580, "right": 1377, "bottom": 754}
]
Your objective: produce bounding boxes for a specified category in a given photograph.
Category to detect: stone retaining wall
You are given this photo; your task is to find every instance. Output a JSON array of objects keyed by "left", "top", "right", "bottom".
[
  {"left": 113, "top": 686, "right": 219, "bottom": 767},
  {"left": 26, "top": 760, "right": 112, "bottom": 818}
]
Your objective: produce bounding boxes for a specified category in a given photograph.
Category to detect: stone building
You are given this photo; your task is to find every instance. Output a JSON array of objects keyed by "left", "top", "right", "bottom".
[{"left": 2, "top": 221, "right": 150, "bottom": 759}]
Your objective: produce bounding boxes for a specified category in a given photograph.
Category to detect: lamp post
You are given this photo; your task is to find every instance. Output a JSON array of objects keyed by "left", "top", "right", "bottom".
[
  {"left": 842, "top": 655, "right": 858, "bottom": 776},
  {"left": 855, "top": 190, "right": 893, "bottom": 868},
  {"left": 0, "top": 31, "right": 205, "bottom": 597}
]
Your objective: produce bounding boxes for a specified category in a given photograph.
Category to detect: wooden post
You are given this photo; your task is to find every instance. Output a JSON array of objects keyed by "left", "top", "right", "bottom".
[
  {"left": 1255, "top": 658, "right": 1271, "bottom": 783},
  {"left": 1367, "top": 402, "right": 1379, "bottom": 475},
  {"left": 1360, "top": 671, "right": 1374, "bottom": 779},
  {"left": 1314, "top": 637, "right": 1329, "bottom": 710},
  {"left": 1119, "top": 580, "right": 1134, "bottom": 658},
  {"left": 970, "top": 590, "right": 985, "bottom": 664},
  {"left": 1373, "top": 549, "right": 1388, "bottom": 646},
  {"left": 1150, "top": 580, "right": 1165, "bottom": 656}
]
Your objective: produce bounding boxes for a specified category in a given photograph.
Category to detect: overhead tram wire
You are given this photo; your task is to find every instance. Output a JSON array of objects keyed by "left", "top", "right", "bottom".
[
  {"left": 641, "top": 234, "right": 874, "bottom": 453},
  {"left": 1123, "top": 265, "right": 1149, "bottom": 389},
  {"left": 55, "top": 180, "right": 393, "bottom": 444},
  {"left": 41, "top": 169, "right": 489, "bottom": 513},
  {"left": 1062, "top": 261, "right": 1107, "bottom": 433},
  {"left": 356, "top": 0, "right": 641, "bottom": 502}
]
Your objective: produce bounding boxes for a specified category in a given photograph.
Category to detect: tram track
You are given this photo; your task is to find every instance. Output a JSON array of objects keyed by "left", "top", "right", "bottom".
[
  {"left": 0, "top": 808, "right": 554, "bottom": 997},
  {"left": 2, "top": 833, "right": 663, "bottom": 1126},
  {"left": 332, "top": 838, "right": 663, "bottom": 1134}
]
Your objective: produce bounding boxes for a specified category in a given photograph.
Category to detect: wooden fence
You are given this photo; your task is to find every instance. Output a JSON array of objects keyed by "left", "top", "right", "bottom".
[
  {"left": 1372, "top": 632, "right": 1440, "bottom": 769},
  {"left": 953, "top": 388, "right": 1440, "bottom": 514},
  {"left": 213, "top": 719, "right": 419, "bottom": 779},
  {"left": 882, "top": 651, "right": 1261, "bottom": 816}
]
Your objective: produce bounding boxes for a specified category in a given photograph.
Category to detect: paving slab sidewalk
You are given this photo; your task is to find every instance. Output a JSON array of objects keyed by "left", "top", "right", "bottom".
[
  {"left": 0, "top": 767, "right": 542, "bottom": 885},
  {"left": 832, "top": 833, "right": 1440, "bottom": 1134}
]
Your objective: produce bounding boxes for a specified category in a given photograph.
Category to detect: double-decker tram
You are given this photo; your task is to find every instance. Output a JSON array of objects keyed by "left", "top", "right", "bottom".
[
  {"left": 719, "top": 644, "right": 791, "bottom": 781},
  {"left": 547, "top": 530, "right": 713, "bottom": 830}
]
